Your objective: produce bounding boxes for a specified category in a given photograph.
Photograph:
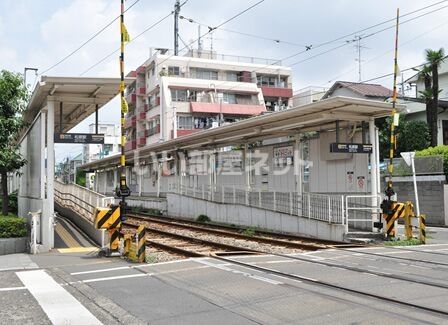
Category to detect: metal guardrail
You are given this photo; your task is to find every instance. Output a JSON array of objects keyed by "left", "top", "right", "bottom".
[
  {"left": 54, "top": 181, "right": 114, "bottom": 222},
  {"left": 178, "top": 184, "right": 345, "bottom": 225}
]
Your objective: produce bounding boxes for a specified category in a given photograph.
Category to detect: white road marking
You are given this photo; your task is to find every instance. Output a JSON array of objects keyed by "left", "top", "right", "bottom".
[
  {"left": 194, "top": 259, "right": 283, "bottom": 285},
  {"left": 71, "top": 266, "right": 133, "bottom": 275},
  {"left": 0, "top": 286, "right": 26, "bottom": 292},
  {"left": 81, "top": 273, "right": 148, "bottom": 283},
  {"left": 16, "top": 269, "right": 102, "bottom": 325}
]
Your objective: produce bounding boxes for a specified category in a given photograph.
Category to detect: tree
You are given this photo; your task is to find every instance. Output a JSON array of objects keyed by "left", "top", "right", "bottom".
[
  {"left": 0, "top": 70, "right": 28, "bottom": 215},
  {"left": 377, "top": 116, "right": 430, "bottom": 161},
  {"left": 417, "top": 65, "right": 433, "bottom": 136},
  {"left": 425, "top": 48, "right": 445, "bottom": 146}
]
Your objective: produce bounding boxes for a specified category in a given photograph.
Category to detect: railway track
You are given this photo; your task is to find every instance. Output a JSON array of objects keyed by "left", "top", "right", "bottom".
[
  {"left": 213, "top": 254, "right": 448, "bottom": 318},
  {"left": 126, "top": 213, "right": 340, "bottom": 251}
]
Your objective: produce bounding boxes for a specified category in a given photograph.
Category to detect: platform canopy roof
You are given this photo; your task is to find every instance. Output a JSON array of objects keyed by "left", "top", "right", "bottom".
[
  {"left": 24, "top": 76, "right": 134, "bottom": 133},
  {"left": 82, "top": 96, "right": 405, "bottom": 170}
]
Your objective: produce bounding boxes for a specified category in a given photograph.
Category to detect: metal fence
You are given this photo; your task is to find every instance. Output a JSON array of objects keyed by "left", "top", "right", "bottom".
[
  {"left": 384, "top": 155, "right": 444, "bottom": 176},
  {"left": 54, "top": 181, "right": 115, "bottom": 222},
  {"left": 178, "top": 184, "right": 345, "bottom": 225}
]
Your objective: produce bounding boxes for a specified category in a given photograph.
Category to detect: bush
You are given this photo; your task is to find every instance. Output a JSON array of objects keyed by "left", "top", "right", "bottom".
[
  {"left": 0, "top": 215, "right": 27, "bottom": 238},
  {"left": 196, "top": 214, "right": 210, "bottom": 223},
  {"left": 147, "top": 208, "right": 161, "bottom": 216},
  {"left": 416, "top": 145, "right": 448, "bottom": 176}
]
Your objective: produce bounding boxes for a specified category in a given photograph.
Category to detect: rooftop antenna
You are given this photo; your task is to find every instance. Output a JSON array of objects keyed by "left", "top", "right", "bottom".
[
  {"left": 346, "top": 35, "right": 368, "bottom": 82},
  {"left": 174, "top": 0, "right": 180, "bottom": 55}
]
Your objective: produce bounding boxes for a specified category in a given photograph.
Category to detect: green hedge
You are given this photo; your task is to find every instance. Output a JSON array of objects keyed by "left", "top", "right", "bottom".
[{"left": 0, "top": 215, "right": 27, "bottom": 238}]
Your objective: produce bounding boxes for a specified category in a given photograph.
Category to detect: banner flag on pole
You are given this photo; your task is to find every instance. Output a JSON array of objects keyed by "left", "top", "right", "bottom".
[
  {"left": 122, "top": 23, "right": 130, "bottom": 42},
  {"left": 121, "top": 97, "right": 129, "bottom": 113}
]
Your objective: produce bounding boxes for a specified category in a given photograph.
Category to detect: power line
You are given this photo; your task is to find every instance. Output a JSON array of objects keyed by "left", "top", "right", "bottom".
[
  {"left": 80, "top": 0, "right": 194, "bottom": 76},
  {"left": 40, "top": 0, "right": 141, "bottom": 75},
  {"left": 79, "top": 11, "right": 174, "bottom": 76}
]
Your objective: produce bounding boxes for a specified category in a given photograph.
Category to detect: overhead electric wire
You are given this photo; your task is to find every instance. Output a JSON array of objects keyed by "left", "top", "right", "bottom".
[
  {"left": 79, "top": 11, "right": 174, "bottom": 76},
  {"left": 156, "top": 0, "right": 266, "bottom": 68},
  {"left": 80, "top": 0, "right": 195, "bottom": 76},
  {"left": 40, "top": 0, "right": 141, "bottom": 75}
]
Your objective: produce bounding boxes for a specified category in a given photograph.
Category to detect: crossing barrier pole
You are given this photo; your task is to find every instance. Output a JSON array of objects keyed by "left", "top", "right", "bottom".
[
  {"left": 419, "top": 214, "right": 426, "bottom": 244},
  {"left": 404, "top": 201, "right": 414, "bottom": 240},
  {"left": 136, "top": 224, "right": 146, "bottom": 263}
]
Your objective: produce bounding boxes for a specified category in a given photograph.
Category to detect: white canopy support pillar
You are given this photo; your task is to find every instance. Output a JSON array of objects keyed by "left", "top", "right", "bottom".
[
  {"left": 369, "top": 118, "right": 380, "bottom": 231},
  {"left": 44, "top": 98, "right": 55, "bottom": 250},
  {"left": 293, "top": 134, "right": 303, "bottom": 195}
]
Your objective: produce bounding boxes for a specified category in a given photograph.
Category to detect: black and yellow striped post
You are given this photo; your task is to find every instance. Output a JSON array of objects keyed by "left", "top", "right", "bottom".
[
  {"left": 384, "top": 202, "right": 405, "bottom": 239},
  {"left": 94, "top": 205, "right": 122, "bottom": 254},
  {"left": 419, "top": 214, "right": 426, "bottom": 244},
  {"left": 136, "top": 225, "right": 146, "bottom": 263},
  {"left": 404, "top": 201, "right": 414, "bottom": 240}
]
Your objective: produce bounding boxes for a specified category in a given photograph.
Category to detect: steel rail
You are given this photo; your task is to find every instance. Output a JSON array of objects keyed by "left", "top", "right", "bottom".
[
  {"left": 212, "top": 254, "right": 448, "bottom": 318},
  {"left": 127, "top": 214, "right": 326, "bottom": 251}
]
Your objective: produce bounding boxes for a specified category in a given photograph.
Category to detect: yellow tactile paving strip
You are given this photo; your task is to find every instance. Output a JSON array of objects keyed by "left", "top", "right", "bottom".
[{"left": 55, "top": 222, "right": 98, "bottom": 253}]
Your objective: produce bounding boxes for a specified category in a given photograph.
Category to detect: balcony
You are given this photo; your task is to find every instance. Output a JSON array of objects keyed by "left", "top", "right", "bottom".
[
  {"left": 125, "top": 140, "right": 136, "bottom": 151},
  {"left": 136, "top": 65, "right": 145, "bottom": 75},
  {"left": 171, "top": 129, "right": 201, "bottom": 139},
  {"left": 125, "top": 116, "right": 136, "bottom": 129},
  {"left": 138, "top": 111, "right": 146, "bottom": 120},
  {"left": 126, "top": 93, "right": 136, "bottom": 105},
  {"left": 137, "top": 137, "right": 146, "bottom": 147},
  {"left": 144, "top": 103, "right": 151, "bottom": 112},
  {"left": 137, "top": 87, "right": 146, "bottom": 95},
  {"left": 260, "top": 86, "right": 293, "bottom": 98},
  {"left": 147, "top": 124, "right": 160, "bottom": 136},
  {"left": 155, "top": 96, "right": 160, "bottom": 106},
  {"left": 190, "top": 102, "right": 266, "bottom": 116}
]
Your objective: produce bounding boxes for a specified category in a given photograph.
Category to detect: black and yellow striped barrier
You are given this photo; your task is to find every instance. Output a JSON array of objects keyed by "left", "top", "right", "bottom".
[
  {"left": 94, "top": 205, "right": 122, "bottom": 254},
  {"left": 384, "top": 202, "right": 405, "bottom": 238},
  {"left": 94, "top": 206, "right": 121, "bottom": 229},
  {"left": 419, "top": 214, "right": 426, "bottom": 244},
  {"left": 137, "top": 225, "right": 146, "bottom": 263}
]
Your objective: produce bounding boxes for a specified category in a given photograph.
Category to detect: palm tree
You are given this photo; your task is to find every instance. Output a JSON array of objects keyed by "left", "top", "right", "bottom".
[
  {"left": 418, "top": 65, "right": 433, "bottom": 132},
  {"left": 425, "top": 48, "right": 445, "bottom": 146}
]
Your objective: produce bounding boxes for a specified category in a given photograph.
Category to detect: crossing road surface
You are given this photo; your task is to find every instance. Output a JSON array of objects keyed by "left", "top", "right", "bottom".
[{"left": 2, "top": 241, "right": 448, "bottom": 324}]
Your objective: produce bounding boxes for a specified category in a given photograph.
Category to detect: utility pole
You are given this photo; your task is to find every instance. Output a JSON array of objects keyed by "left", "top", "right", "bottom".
[{"left": 174, "top": 0, "right": 180, "bottom": 55}]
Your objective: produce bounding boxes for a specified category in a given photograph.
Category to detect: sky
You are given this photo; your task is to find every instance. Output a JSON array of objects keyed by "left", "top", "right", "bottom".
[{"left": 1, "top": 0, "right": 448, "bottom": 162}]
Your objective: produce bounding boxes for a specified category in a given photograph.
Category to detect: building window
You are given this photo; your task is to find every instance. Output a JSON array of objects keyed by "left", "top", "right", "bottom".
[
  {"left": 168, "top": 66, "right": 180, "bottom": 76},
  {"left": 195, "top": 69, "right": 218, "bottom": 80},
  {"left": 257, "top": 75, "right": 280, "bottom": 87},
  {"left": 222, "top": 93, "right": 236, "bottom": 104},
  {"left": 227, "top": 72, "right": 238, "bottom": 82},
  {"left": 178, "top": 115, "right": 193, "bottom": 129},
  {"left": 171, "top": 89, "right": 187, "bottom": 101}
]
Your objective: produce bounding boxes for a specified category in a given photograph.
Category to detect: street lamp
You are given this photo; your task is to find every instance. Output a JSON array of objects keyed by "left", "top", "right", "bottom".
[{"left": 24, "top": 67, "right": 38, "bottom": 89}]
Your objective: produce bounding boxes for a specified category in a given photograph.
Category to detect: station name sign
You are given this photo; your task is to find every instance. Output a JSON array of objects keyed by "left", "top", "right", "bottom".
[
  {"left": 54, "top": 133, "right": 105, "bottom": 144},
  {"left": 330, "top": 143, "right": 372, "bottom": 154}
]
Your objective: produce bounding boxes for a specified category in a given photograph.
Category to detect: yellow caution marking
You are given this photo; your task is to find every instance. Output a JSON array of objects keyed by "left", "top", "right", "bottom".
[
  {"left": 55, "top": 223, "right": 80, "bottom": 248},
  {"left": 58, "top": 247, "right": 99, "bottom": 253}
]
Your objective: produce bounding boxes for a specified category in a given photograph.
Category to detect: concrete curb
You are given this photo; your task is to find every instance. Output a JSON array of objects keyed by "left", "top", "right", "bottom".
[{"left": 0, "top": 237, "right": 28, "bottom": 255}]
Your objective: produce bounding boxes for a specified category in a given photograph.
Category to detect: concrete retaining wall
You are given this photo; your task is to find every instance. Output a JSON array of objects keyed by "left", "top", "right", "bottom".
[
  {"left": 55, "top": 202, "right": 107, "bottom": 247},
  {"left": 387, "top": 176, "right": 446, "bottom": 225},
  {"left": 167, "top": 193, "right": 346, "bottom": 242},
  {"left": 124, "top": 196, "right": 167, "bottom": 213},
  {"left": 0, "top": 237, "right": 27, "bottom": 255}
]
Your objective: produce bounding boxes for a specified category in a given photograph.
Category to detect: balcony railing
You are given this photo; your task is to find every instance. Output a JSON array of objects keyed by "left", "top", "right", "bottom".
[
  {"left": 125, "top": 116, "right": 136, "bottom": 129},
  {"left": 147, "top": 125, "right": 160, "bottom": 136},
  {"left": 126, "top": 93, "right": 136, "bottom": 105},
  {"left": 138, "top": 111, "right": 146, "bottom": 120},
  {"left": 138, "top": 137, "right": 146, "bottom": 147},
  {"left": 137, "top": 87, "right": 146, "bottom": 95},
  {"left": 136, "top": 66, "right": 145, "bottom": 75},
  {"left": 125, "top": 140, "right": 136, "bottom": 151},
  {"left": 260, "top": 86, "right": 293, "bottom": 98}
]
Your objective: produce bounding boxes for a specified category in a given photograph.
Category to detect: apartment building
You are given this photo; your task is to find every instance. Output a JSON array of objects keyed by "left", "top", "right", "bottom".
[
  {"left": 124, "top": 49, "right": 293, "bottom": 150},
  {"left": 83, "top": 123, "right": 121, "bottom": 163}
]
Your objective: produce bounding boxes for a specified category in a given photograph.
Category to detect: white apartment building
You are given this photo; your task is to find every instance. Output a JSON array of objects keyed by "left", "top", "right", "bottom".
[
  {"left": 83, "top": 123, "right": 121, "bottom": 163},
  {"left": 124, "top": 49, "right": 293, "bottom": 151}
]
